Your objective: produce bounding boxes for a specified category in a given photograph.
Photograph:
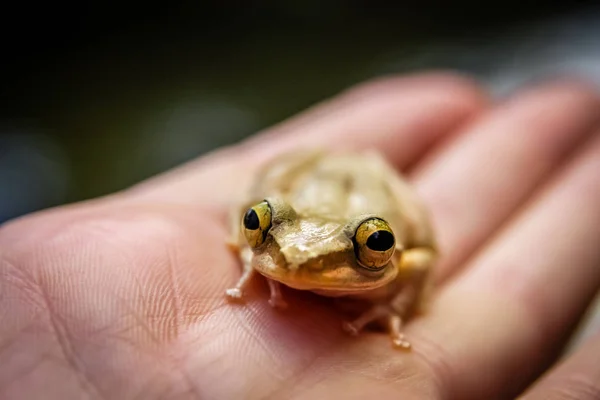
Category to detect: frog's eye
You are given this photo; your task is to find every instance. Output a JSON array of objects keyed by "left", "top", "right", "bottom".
[
  {"left": 353, "top": 218, "right": 396, "bottom": 270},
  {"left": 242, "top": 201, "right": 272, "bottom": 248}
]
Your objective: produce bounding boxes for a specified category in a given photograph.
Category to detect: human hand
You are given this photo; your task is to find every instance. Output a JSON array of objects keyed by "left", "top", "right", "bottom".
[{"left": 1, "top": 73, "right": 599, "bottom": 399}]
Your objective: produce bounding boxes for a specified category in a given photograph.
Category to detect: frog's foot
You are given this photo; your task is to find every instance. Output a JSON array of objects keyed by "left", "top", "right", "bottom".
[
  {"left": 225, "top": 288, "right": 244, "bottom": 301},
  {"left": 389, "top": 314, "right": 411, "bottom": 351},
  {"left": 391, "top": 333, "right": 412, "bottom": 350},
  {"left": 267, "top": 279, "right": 288, "bottom": 309}
]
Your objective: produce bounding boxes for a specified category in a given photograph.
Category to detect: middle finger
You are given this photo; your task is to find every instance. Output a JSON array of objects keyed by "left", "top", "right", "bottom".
[
  {"left": 412, "top": 81, "right": 599, "bottom": 282},
  {"left": 414, "top": 130, "right": 600, "bottom": 400}
]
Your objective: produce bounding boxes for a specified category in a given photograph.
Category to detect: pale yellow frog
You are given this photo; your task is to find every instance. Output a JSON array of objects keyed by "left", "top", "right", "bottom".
[{"left": 225, "top": 149, "right": 437, "bottom": 349}]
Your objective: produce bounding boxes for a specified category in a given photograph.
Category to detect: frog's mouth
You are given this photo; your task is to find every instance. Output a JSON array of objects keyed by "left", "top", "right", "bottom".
[{"left": 251, "top": 251, "right": 396, "bottom": 292}]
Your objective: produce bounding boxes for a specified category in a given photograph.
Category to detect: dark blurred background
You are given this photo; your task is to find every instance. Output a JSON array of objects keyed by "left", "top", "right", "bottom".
[{"left": 2, "top": 1, "right": 600, "bottom": 224}]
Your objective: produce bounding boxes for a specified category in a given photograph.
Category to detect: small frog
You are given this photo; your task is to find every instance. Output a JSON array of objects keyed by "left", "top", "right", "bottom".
[{"left": 225, "top": 149, "right": 437, "bottom": 349}]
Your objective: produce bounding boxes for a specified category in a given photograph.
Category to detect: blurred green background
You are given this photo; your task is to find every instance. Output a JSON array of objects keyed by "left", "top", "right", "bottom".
[{"left": 1, "top": 1, "right": 600, "bottom": 223}]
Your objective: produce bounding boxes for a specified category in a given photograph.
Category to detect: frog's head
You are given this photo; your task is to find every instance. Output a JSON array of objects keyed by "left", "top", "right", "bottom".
[{"left": 240, "top": 197, "right": 401, "bottom": 294}]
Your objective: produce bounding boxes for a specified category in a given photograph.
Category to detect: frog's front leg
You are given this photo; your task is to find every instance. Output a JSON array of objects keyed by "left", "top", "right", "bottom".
[
  {"left": 225, "top": 246, "right": 256, "bottom": 300},
  {"left": 266, "top": 279, "right": 288, "bottom": 309},
  {"left": 225, "top": 203, "right": 258, "bottom": 301},
  {"left": 343, "top": 247, "right": 435, "bottom": 350},
  {"left": 225, "top": 245, "right": 288, "bottom": 309}
]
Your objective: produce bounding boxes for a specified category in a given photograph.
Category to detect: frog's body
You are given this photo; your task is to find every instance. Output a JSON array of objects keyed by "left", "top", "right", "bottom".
[{"left": 226, "top": 149, "right": 437, "bottom": 349}]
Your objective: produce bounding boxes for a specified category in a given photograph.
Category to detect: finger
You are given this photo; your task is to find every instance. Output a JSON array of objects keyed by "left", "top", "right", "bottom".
[
  {"left": 412, "top": 131, "right": 600, "bottom": 399},
  {"left": 411, "top": 81, "right": 600, "bottom": 282},
  {"left": 126, "top": 73, "right": 487, "bottom": 206},
  {"left": 519, "top": 332, "right": 600, "bottom": 400}
]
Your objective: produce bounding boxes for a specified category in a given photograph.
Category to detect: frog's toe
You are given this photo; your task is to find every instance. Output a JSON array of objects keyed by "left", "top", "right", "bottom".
[
  {"left": 225, "top": 288, "right": 244, "bottom": 300},
  {"left": 342, "top": 321, "right": 360, "bottom": 336},
  {"left": 268, "top": 297, "right": 288, "bottom": 309},
  {"left": 391, "top": 334, "right": 412, "bottom": 351}
]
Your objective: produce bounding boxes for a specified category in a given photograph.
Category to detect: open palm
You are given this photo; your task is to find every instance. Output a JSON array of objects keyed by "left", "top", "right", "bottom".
[{"left": 1, "top": 73, "right": 599, "bottom": 400}]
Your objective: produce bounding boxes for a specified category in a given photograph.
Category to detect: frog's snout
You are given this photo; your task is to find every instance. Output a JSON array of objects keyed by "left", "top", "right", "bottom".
[{"left": 279, "top": 246, "right": 318, "bottom": 270}]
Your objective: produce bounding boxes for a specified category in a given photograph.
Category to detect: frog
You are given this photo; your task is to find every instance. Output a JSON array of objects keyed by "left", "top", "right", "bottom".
[{"left": 224, "top": 149, "right": 437, "bottom": 349}]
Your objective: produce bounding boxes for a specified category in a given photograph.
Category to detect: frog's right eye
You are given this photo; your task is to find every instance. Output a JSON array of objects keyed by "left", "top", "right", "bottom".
[{"left": 242, "top": 201, "right": 272, "bottom": 248}]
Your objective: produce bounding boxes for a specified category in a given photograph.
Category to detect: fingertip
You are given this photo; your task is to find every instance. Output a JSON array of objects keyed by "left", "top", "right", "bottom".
[
  {"left": 342, "top": 70, "right": 490, "bottom": 114},
  {"left": 502, "top": 76, "right": 600, "bottom": 109}
]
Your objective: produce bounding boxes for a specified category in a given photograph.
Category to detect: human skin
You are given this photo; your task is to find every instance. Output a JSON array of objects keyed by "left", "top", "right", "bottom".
[{"left": 0, "top": 72, "right": 599, "bottom": 400}]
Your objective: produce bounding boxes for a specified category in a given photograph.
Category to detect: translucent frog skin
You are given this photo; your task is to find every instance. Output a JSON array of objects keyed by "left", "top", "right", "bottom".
[{"left": 225, "top": 149, "right": 437, "bottom": 349}]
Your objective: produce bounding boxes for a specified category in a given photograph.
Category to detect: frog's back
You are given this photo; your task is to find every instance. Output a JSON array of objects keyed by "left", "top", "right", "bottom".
[{"left": 251, "top": 150, "right": 435, "bottom": 249}]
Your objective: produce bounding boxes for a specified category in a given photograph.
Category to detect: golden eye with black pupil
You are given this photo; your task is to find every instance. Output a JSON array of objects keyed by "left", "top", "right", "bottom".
[
  {"left": 243, "top": 201, "right": 272, "bottom": 248},
  {"left": 353, "top": 218, "right": 396, "bottom": 270}
]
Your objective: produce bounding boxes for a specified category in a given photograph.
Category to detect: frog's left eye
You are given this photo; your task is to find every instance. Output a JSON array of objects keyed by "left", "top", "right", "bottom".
[
  {"left": 242, "top": 201, "right": 272, "bottom": 248},
  {"left": 353, "top": 218, "right": 396, "bottom": 270}
]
